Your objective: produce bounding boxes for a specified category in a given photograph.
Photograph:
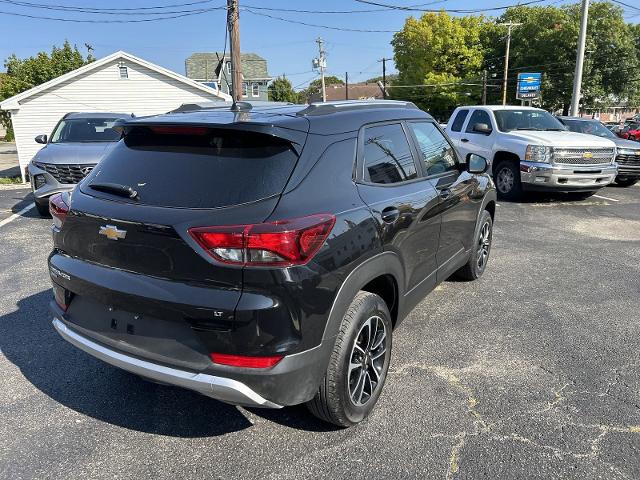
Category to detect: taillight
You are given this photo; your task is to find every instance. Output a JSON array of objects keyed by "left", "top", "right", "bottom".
[
  {"left": 210, "top": 353, "right": 283, "bottom": 369},
  {"left": 188, "top": 214, "right": 335, "bottom": 267},
  {"left": 49, "top": 193, "right": 69, "bottom": 229}
]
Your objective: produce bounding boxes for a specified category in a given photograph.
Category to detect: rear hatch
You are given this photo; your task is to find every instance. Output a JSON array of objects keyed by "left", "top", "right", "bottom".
[{"left": 50, "top": 118, "right": 308, "bottom": 368}]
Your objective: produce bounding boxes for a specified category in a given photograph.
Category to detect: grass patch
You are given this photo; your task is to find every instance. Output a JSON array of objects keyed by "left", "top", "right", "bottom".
[{"left": 0, "top": 176, "right": 23, "bottom": 184}]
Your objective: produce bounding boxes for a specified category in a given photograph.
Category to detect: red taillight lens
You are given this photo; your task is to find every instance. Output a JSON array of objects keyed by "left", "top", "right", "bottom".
[
  {"left": 210, "top": 353, "right": 283, "bottom": 369},
  {"left": 188, "top": 214, "right": 335, "bottom": 267},
  {"left": 49, "top": 193, "right": 69, "bottom": 229}
]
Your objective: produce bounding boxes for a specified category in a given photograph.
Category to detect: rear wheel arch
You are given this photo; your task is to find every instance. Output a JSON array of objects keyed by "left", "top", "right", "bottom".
[
  {"left": 492, "top": 151, "right": 520, "bottom": 176},
  {"left": 322, "top": 252, "right": 404, "bottom": 343}
]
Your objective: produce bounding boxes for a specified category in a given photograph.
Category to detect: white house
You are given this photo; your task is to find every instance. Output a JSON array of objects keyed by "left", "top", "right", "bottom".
[{"left": 0, "top": 51, "right": 231, "bottom": 181}]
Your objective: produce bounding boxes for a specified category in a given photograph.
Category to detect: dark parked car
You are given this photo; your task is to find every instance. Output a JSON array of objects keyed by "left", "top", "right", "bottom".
[
  {"left": 557, "top": 116, "right": 640, "bottom": 187},
  {"left": 48, "top": 100, "right": 496, "bottom": 427},
  {"left": 29, "top": 112, "right": 133, "bottom": 216}
]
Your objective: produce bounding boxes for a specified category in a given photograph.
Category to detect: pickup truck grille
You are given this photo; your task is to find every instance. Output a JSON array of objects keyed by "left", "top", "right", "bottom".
[
  {"left": 34, "top": 162, "right": 96, "bottom": 184},
  {"left": 553, "top": 148, "right": 615, "bottom": 165},
  {"left": 616, "top": 152, "right": 640, "bottom": 169}
]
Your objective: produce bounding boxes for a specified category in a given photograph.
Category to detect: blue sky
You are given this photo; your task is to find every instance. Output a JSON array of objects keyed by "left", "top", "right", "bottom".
[{"left": 0, "top": 0, "right": 638, "bottom": 90}]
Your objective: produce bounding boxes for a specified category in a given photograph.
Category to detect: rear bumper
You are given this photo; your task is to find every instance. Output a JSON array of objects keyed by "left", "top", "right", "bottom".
[
  {"left": 520, "top": 161, "right": 617, "bottom": 192},
  {"left": 53, "top": 317, "right": 284, "bottom": 408}
]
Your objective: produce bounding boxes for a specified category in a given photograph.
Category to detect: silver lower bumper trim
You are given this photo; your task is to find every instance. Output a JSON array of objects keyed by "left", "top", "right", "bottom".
[{"left": 52, "top": 318, "right": 282, "bottom": 408}]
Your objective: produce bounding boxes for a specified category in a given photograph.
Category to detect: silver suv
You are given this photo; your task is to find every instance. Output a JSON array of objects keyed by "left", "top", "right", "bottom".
[{"left": 29, "top": 112, "right": 132, "bottom": 215}]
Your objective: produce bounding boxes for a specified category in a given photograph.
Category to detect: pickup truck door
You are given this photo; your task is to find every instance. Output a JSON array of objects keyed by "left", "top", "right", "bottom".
[
  {"left": 445, "top": 108, "right": 470, "bottom": 151},
  {"left": 457, "top": 109, "right": 495, "bottom": 165}
]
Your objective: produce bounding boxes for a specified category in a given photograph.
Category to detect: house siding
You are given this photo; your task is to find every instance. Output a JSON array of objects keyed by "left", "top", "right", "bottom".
[{"left": 9, "top": 58, "right": 223, "bottom": 174}]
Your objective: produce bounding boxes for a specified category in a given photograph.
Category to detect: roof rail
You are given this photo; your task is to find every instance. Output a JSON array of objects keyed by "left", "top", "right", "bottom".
[
  {"left": 171, "top": 100, "right": 296, "bottom": 114},
  {"left": 296, "top": 100, "right": 418, "bottom": 117}
]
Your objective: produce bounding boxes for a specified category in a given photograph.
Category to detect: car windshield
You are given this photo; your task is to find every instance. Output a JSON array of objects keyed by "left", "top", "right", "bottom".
[
  {"left": 561, "top": 119, "right": 615, "bottom": 138},
  {"left": 50, "top": 117, "right": 122, "bottom": 143},
  {"left": 494, "top": 109, "right": 566, "bottom": 132}
]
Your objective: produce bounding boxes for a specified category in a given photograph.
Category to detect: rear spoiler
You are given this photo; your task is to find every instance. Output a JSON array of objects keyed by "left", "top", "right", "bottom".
[{"left": 112, "top": 119, "right": 308, "bottom": 154}]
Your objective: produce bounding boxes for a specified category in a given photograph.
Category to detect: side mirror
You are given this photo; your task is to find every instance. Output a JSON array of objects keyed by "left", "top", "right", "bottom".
[
  {"left": 472, "top": 123, "right": 492, "bottom": 135},
  {"left": 467, "top": 154, "right": 488, "bottom": 174},
  {"left": 35, "top": 134, "right": 47, "bottom": 144}
]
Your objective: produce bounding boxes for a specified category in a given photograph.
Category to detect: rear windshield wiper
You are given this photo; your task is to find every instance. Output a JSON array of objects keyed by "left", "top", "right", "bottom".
[{"left": 89, "top": 182, "right": 138, "bottom": 200}]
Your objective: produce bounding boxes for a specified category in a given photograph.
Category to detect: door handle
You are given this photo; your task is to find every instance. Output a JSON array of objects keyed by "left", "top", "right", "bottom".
[
  {"left": 439, "top": 188, "right": 452, "bottom": 200},
  {"left": 460, "top": 138, "right": 469, "bottom": 143},
  {"left": 380, "top": 207, "right": 400, "bottom": 223}
]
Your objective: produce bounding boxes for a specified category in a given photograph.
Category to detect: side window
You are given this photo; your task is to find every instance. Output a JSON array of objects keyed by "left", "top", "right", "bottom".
[
  {"left": 450, "top": 109, "right": 469, "bottom": 132},
  {"left": 363, "top": 123, "right": 418, "bottom": 184},
  {"left": 465, "top": 110, "right": 492, "bottom": 134},
  {"left": 408, "top": 122, "right": 458, "bottom": 177}
]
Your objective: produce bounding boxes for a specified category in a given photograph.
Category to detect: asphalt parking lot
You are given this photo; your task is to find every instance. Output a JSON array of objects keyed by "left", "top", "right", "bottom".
[{"left": 1, "top": 184, "right": 639, "bottom": 480}]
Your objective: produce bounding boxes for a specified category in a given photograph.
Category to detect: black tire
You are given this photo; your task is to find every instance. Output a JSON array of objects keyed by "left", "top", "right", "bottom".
[
  {"left": 615, "top": 177, "right": 638, "bottom": 188},
  {"left": 307, "top": 291, "right": 392, "bottom": 427},
  {"left": 455, "top": 210, "right": 493, "bottom": 281},
  {"left": 493, "top": 160, "right": 522, "bottom": 200},
  {"left": 34, "top": 199, "right": 50, "bottom": 217}
]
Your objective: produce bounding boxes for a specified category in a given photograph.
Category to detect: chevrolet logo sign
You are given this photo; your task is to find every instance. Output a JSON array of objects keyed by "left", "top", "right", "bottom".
[
  {"left": 582, "top": 152, "right": 593, "bottom": 159},
  {"left": 99, "top": 224, "right": 127, "bottom": 241}
]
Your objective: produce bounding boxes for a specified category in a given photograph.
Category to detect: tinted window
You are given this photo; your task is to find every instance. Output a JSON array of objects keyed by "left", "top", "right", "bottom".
[
  {"left": 465, "top": 110, "right": 492, "bottom": 134},
  {"left": 50, "top": 117, "right": 122, "bottom": 143},
  {"left": 450, "top": 110, "right": 469, "bottom": 132},
  {"left": 83, "top": 127, "right": 299, "bottom": 208},
  {"left": 408, "top": 122, "right": 458, "bottom": 176},
  {"left": 363, "top": 123, "right": 417, "bottom": 184},
  {"left": 561, "top": 119, "right": 615, "bottom": 138}
]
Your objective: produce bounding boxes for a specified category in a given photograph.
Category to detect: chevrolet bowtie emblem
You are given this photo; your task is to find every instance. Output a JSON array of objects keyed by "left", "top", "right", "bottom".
[
  {"left": 99, "top": 224, "right": 127, "bottom": 241},
  {"left": 582, "top": 152, "right": 593, "bottom": 159}
]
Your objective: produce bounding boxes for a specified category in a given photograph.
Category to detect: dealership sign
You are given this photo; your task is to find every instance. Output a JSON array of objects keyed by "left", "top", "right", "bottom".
[{"left": 516, "top": 72, "right": 542, "bottom": 100}]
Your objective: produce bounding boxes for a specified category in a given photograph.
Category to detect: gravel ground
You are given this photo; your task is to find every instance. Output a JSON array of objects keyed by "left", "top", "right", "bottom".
[{"left": 0, "top": 185, "right": 638, "bottom": 480}]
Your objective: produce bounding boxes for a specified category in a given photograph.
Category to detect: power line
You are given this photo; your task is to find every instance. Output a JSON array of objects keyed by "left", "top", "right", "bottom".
[
  {"left": 241, "top": 8, "right": 398, "bottom": 33},
  {"left": 354, "top": 0, "right": 547, "bottom": 13},
  {"left": 0, "top": 6, "right": 225, "bottom": 22},
  {"left": 0, "top": 0, "right": 220, "bottom": 13},
  {"left": 241, "top": 0, "right": 446, "bottom": 15}
]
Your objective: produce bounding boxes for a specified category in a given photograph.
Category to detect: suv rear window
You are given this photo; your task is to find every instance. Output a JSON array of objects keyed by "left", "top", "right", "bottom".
[
  {"left": 449, "top": 109, "right": 469, "bottom": 132},
  {"left": 83, "top": 126, "right": 299, "bottom": 208}
]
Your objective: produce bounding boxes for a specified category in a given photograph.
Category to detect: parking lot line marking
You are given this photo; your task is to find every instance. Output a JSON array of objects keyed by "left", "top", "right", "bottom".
[
  {"left": 0, "top": 203, "right": 35, "bottom": 228},
  {"left": 593, "top": 194, "right": 619, "bottom": 202}
]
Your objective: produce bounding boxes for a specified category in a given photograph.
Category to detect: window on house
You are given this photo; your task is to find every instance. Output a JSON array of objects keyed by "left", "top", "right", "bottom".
[
  {"left": 226, "top": 62, "right": 232, "bottom": 74},
  {"left": 119, "top": 66, "right": 128, "bottom": 79},
  {"left": 242, "top": 83, "right": 248, "bottom": 97},
  {"left": 252, "top": 83, "right": 260, "bottom": 97}
]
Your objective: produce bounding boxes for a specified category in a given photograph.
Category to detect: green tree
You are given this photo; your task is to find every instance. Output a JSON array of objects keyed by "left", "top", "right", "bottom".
[
  {"left": 299, "top": 75, "right": 344, "bottom": 103},
  {"left": 390, "top": 12, "right": 485, "bottom": 119},
  {"left": 0, "top": 41, "right": 94, "bottom": 137},
  {"left": 268, "top": 76, "right": 299, "bottom": 103},
  {"left": 484, "top": 3, "right": 639, "bottom": 112}
]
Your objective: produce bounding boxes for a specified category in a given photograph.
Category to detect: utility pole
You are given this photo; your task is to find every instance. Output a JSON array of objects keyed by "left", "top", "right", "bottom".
[
  {"left": 379, "top": 57, "right": 392, "bottom": 99},
  {"left": 482, "top": 69, "right": 488, "bottom": 105},
  {"left": 227, "top": 0, "right": 242, "bottom": 104},
  {"left": 313, "top": 38, "right": 327, "bottom": 102},
  {"left": 345, "top": 72, "right": 349, "bottom": 100},
  {"left": 570, "top": 0, "right": 590, "bottom": 117},
  {"left": 498, "top": 22, "right": 521, "bottom": 106}
]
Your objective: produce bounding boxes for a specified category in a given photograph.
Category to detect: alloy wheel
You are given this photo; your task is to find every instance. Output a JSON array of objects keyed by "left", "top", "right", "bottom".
[
  {"left": 477, "top": 221, "right": 491, "bottom": 271},
  {"left": 496, "top": 167, "right": 514, "bottom": 194},
  {"left": 348, "top": 315, "right": 387, "bottom": 406}
]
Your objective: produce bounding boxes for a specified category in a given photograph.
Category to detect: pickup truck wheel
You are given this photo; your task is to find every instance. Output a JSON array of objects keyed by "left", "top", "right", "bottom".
[
  {"left": 454, "top": 210, "right": 493, "bottom": 281},
  {"left": 615, "top": 177, "right": 638, "bottom": 187},
  {"left": 34, "top": 199, "right": 51, "bottom": 217},
  {"left": 307, "top": 291, "right": 392, "bottom": 427},
  {"left": 494, "top": 161, "right": 522, "bottom": 200}
]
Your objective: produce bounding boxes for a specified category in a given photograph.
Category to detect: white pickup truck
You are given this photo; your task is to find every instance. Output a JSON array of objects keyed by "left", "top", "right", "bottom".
[{"left": 445, "top": 105, "right": 618, "bottom": 199}]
